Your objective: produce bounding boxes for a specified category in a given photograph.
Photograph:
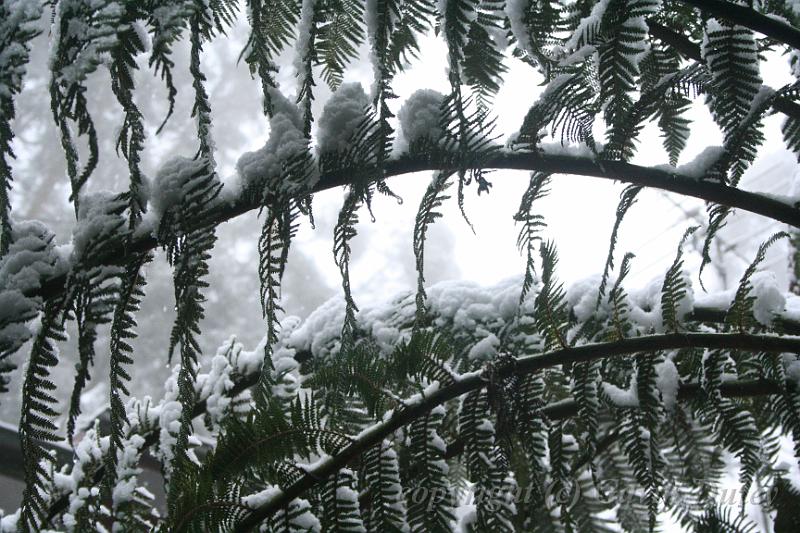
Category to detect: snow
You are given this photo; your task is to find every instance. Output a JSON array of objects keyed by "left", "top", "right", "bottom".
[
  {"left": 566, "top": 275, "right": 604, "bottom": 322},
  {"left": 0, "top": 0, "right": 43, "bottom": 100},
  {"left": 0, "top": 509, "right": 19, "bottom": 532},
  {"left": 111, "top": 434, "right": 146, "bottom": 508},
  {"left": 467, "top": 334, "right": 499, "bottom": 361},
  {"left": 195, "top": 350, "right": 235, "bottom": 427},
  {"left": 395, "top": 89, "right": 446, "bottom": 153},
  {"left": 749, "top": 271, "right": 785, "bottom": 326},
  {"left": 0, "top": 220, "right": 67, "bottom": 361},
  {"left": 602, "top": 379, "right": 639, "bottom": 407},
  {"left": 71, "top": 191, "right": 126, "bottom": 259},
  {"left": 149, "top": 156, "right": 213, "bottom": 222},
  {"left": 235, "top": 87, "right": 313, "bottom": 197},
  {"left": 655, "top": 357, "right": 679, "bottom": 410},
  {"left": 562, "top": 0, "right": 611, "bottom": 51},
  {"left": 242, "top": 485, "right": 283, "bottom": 508},
  {"left": 294, "top": 0, "right": 318, "bottom": 78},
  {"left": 656, "top": 145, "right": 724, "bottom": 178},
  {"left": 505, "top": 0, "right": 533, "bottom": 59},
  {"left": 316, "top": 82, "right": 370, "bottom": 154},
  {"left": 539, "top": 140, "right": 601, "bottom": 158}
]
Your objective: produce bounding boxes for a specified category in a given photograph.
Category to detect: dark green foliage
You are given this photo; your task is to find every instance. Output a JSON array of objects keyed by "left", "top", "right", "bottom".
[
  {"left": 244, "top": 0, "right": 300, "bottom": 116},
  {"left": 105, "top": 253, "right": 151, "bottom": 486},
  {"left": 597, "top": 185, "right": 640, "bottom": 307},
  {"left": 0, "top": 1, "right": 42, "bottom": 256},
  {"left": 8, "top": 1, "right": 800, "bottom": 532},
  {"left": 19, "top": 299, "right": 67, "bottom": 532},
  {"left": 660, "top": 226, "right": 697, "bottom": 333},
  {"left": 405, "top": 406, "right": 456, "bottom": 532},
  {"left": 316, "top": 0, "right": 366, "bottom": 89},
  {"left": 702, "top": 20, "right": 762, "bottom": 141},
  {"left": 533, "top": 241, "right": 570, "bottom": 350},
  {"left": 515, "top": 171, "right": 550, "bottom": 306},
  {"left": 361, "top": 441, "right": 408, "bottom": 531},
  {"left": 414, "top": 172, "right": 452, "bottom": 321},
  {"left": 726, "top": 232, "right": 791, "bottom": 332}
]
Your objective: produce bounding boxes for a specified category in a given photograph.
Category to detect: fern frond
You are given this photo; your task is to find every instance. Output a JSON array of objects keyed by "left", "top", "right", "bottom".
[
  {"left": 361, "top": 440, "right": 408, "bottom": 531},
  {"left": 597, "top": 185, "right": 641, "bottom": 307},
  {"left": 19, "top": 299, "right": 67, "bottom": 532},
  {"left": 321, "top": 468, "right": 366, "bottom": 532},
  {"left": 702, "top": 19, "right": 762, "bottom": 140},
  {"left": 414, "top": 172, "right": 452, "bottom": 322},
  {"left": 515, "top": 171, "right": 550, "bottom": 306},
  {"left": 534, "top": 240, "right": 570, "bottom": 350},
  {"left": 316, "top": 0, "right": 366, "bottom": 89},
  {"left": 660, "top": 226, "right": 698, "bottom": 333},
  {"left": 726, "top": 232, "right": 790, "bottom": 332},
  {"left": 405, "top": 405, "right": 456, "bottom": 532},
  {"left": 0, "top": 0, "right": 42, "bottom": 256}
]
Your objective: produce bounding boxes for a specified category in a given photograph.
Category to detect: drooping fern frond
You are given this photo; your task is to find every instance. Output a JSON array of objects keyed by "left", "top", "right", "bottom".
[
  {"left": 147, "top": 1, "right": 193, "bottom": 133},
  {"left": 320, "top": 468, "right": 366, "bottom": 532},
  {"left": 660, "top": 226, "right": 697, "bottom": 333},
  {"left": 334, "top": 191, "right": 361, "bottom": 352},
  {"left": 462, "top": 0, "right": 508, "bottom": 110},
  {"left": 49, "top": 0, "right": 128, "bottom": 211},
  {"left": 699, "top": 203, "right": 730, "bottom": 289},
  {"left": 595, "top": 0, "right": 661, "bottom": 129},
  {"left": 0, "top": 0, "right": 42, "bottom": 256},
  {"left": 413, "top": 172, "right": 452, "bottom": 322},
  {"left": 603, "top": 63, "right": 706, "bottom": 163},
  {"left": 702, "top": 19, "right": 762, "bottom": 141},
  {"left": 405, "top": 405, "right": 456, "bottom": 532},
  {"left": 19, "top": 299, "right": 67, "bottom": 532},
  {"left": 361, "top": 440, "right": 408, "bottom": 531},
  {"left": 515, "top": 61, "right": 598, "bottom": 149},
  {"left": 597, "top": 185, "right": 641, "bottom": 308},
  {"left": 506, "top": 0, "right": 562, "bottom": 77},
  {"left": 157, "top": 159, "right": 222, "bottom": 519},
  {"left": 315, "top": 0, "right": 366, "bottom": 89},
  {"left": 607, "top": 252, "right": 635, "bottom": 340},
  {"left": 533, "top": 240, "right": 570, "bottom": 350},
  {"left": 104, "top": 252, "right": 151, "bottom": 488},
  {"left": 726, "top": 232, "right": 790, "bottom": 332},
  {"left": 108, "top": 18, "right": 149, "bottom": 228},
  {"left": 514, "top": 171, "right": 550, "bottom": 306},
  {"left": 243, "top": 0, "right": 300, "bottom": 116}
]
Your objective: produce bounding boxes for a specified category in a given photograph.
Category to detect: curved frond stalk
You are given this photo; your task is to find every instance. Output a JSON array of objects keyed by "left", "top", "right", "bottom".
[
  {"left": 515, "top": 171, "right": 550, "bottom": 306},
  {"left": 413, "top": 172, "right": 452, "bottom": 323},
  {"left": 725, "top": 232, "right": 791, "bottom": 332},
  {"left": 597, "top": 185, "right": 640, "bottom": 308},
  {"left": 334, "top": 192, "right": 361, "bottom": 352},
  {"left": 660, "top": 226, "right": 698, "bottom": 333}
]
